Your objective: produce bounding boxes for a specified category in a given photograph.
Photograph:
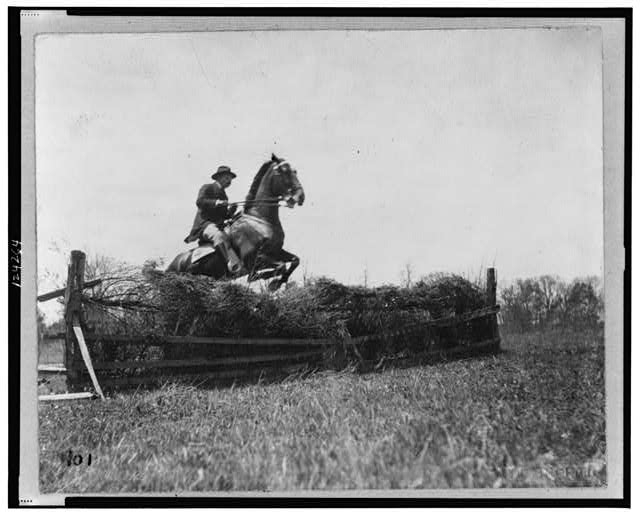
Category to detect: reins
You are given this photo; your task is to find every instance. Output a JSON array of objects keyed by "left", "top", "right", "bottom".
[{"left": 229, "top": 197, "right": 287, "bottom": 207}]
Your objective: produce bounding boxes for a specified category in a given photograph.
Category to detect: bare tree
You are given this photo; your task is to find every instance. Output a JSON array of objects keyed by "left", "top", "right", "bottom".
[
  {"left": 400, "top": 262, "right": 414, "bottom": 288},
  {"left": 537, "top": 275, "right": 564, "bottom": 327}
]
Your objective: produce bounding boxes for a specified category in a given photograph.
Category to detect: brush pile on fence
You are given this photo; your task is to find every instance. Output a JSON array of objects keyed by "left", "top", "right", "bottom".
[{"left": 38, "top": 251, "right": 500, "bottom": 393}]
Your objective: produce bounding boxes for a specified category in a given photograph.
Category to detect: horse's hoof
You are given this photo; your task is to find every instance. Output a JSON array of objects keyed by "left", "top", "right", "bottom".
[{"left": 267, "top": 279, "right": 282, "bottom": 292}]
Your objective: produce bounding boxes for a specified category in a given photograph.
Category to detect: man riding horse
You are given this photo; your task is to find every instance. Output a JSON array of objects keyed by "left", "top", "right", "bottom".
[
  {"left": 168, "top": 154, "right": 305, "bottom": 291},
  {"left": 184, "top": 165, "right": 242, "bottom": 274}
]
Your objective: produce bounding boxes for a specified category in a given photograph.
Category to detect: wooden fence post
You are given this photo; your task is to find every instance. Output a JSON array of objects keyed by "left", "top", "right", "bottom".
[
  {"left": 64, "top": 250, "right": 105, "bottom": 399},
  {"left": 486, "top": 267, "right": 500, "bottom": 348},
  {"left": 64, "top": 251, "right": 84, "bottom": 386},
  {"left": 486, "top": 268, "right": 497, "bottom": 307}
]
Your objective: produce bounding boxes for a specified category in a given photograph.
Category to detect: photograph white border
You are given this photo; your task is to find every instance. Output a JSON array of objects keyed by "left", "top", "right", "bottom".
[{"left": 17, "top": 10, "right": 627, "bottom": 505}]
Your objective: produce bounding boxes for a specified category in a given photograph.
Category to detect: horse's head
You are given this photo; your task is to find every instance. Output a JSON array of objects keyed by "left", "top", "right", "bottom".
[{"left": 270, "top": 154, "right": 305, "bottom": 207}]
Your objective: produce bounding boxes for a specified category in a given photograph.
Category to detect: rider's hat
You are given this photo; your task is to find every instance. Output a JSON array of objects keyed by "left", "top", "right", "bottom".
[{"left": 211, "top": 165, "right": 237, "bottom": 180}]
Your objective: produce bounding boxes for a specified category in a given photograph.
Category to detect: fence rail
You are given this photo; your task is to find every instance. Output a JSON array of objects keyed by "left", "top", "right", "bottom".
[
  {"left": 91, "top": 350, "right": 325, "bottom": 371},
  {"left": 82, "top": 334, "right": 332, "bottom": 347},
  {"left": 38, "top": 250, "right": 501, "bottom": 399}
]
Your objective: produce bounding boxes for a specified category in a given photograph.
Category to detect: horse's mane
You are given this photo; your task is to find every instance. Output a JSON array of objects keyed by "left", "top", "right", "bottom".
[{"left": 244, "top": 157, "right": 276, "bottom": 210}]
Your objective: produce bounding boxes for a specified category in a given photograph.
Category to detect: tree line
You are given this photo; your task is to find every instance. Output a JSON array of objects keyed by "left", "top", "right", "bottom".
[{"left": 498, "top": 275, "right": 603, "bottom": 333}]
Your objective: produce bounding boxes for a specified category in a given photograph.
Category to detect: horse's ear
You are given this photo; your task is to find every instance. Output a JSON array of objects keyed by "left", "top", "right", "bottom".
[{"left": 271, "top": 153, "right": 279, "bottom": 162}]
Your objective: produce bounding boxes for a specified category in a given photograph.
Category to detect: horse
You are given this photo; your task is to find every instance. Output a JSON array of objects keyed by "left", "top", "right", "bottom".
[{"left": 167, "top": 154, "right": 305, "bottom": 291}]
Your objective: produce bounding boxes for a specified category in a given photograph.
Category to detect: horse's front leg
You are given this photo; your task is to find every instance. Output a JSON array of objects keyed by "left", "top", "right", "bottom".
[
  {"left": 245, "top": 248, "right": 300, "bottom": 290},
  {"left": 278, "top": 249, "right": 300, "bottom": 283},
  {"left": 263, "top": 249, "right": 299, "bottom": 291},
  {"left": 246, "top": 251, "right": 286, "bottom": 282}
]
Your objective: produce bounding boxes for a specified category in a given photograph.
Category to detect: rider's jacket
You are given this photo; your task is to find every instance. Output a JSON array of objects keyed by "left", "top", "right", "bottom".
[{"left": 184, "top": 181, "right": 235, "bottom": 244}]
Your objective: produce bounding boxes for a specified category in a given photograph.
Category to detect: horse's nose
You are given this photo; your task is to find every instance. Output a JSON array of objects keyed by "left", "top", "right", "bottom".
[{"left": 297, "top": 189, "right": 305, "bottom": 206}]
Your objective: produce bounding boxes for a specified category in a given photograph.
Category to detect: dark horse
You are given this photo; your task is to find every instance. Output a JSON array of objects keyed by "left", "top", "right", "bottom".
[{"left": 167, "top": 154, "right": 305, "bottom": 291}]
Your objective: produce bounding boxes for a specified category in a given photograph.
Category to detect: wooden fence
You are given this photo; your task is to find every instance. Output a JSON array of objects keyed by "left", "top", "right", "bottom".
[{"left": 37, "top": 250, "right": 501, "bottom": 400}]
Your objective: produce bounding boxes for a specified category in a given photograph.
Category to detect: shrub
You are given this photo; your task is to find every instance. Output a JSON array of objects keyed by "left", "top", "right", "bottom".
[{"left": 84, "top": 270, "right": 487, "bottom": 341}]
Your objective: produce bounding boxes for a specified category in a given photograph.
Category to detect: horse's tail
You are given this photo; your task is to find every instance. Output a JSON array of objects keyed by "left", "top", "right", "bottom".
[
  {"left": 165, "top": 256, "right": 179, "bottom": 272},
  {"left": 166, "top": 250, "right": 190, "bottom": 273}
]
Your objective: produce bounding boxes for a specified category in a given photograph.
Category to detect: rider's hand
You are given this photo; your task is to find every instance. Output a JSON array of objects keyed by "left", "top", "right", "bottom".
[{"left": 228, "top": 203, "right": 238, "bottom": 214}]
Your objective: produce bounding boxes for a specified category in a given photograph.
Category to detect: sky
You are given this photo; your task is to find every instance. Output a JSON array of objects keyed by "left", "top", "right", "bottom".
[{"left": 35, "top": 28, "right": 603, "bottom": 314}]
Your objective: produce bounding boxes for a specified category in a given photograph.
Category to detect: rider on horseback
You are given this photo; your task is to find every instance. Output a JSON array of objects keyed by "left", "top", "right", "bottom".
[
  {"left": 169, "top": 155, "right": 304, "bottom": 289},
  {"left": 184, "top": 165, "right": 242, "bottom": 273}
]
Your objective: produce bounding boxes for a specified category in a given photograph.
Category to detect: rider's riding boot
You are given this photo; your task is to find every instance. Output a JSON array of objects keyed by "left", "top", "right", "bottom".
[{"left": 215, "top": 244, "right": 242, "bottom": 275}]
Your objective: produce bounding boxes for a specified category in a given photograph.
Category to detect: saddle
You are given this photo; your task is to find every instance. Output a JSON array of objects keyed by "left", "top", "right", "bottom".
[{"left": 191, "top": 244, "right": 216, "bottom": 264}]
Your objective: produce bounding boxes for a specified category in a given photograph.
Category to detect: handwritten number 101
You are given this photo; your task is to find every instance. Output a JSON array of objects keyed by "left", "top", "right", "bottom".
[{"left": 65, "top": 449, "right": 92, "bottom": 466}]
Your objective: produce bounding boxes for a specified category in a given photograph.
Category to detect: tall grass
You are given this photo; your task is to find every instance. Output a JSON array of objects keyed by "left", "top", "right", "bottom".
[{"left": 39, "top": 328, "right": 605, "bottom": 492}]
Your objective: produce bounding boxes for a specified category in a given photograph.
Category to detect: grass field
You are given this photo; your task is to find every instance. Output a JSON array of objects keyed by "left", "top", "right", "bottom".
[{"left": 39, "top": 328, "right": 606, "bottom": 492}]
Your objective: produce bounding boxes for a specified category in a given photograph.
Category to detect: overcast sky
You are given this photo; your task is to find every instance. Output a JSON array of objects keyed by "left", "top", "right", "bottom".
[{"left": 35, "top": 27, "right": 603, "bottom": 307}]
